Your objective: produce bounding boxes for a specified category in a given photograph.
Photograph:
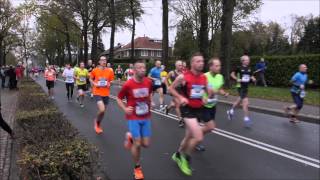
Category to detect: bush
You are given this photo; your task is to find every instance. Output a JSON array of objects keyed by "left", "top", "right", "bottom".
[
  {"left": 16, "top": 80, "right": 105, "bottom": 180},
  {"left": 231, "top": 54, "right": 320, "bottom": 87}
]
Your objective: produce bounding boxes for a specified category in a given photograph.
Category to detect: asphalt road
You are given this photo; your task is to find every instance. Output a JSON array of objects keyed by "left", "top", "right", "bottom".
[{"left": 35, "top": 77, "right": 320, "bottom": 180}]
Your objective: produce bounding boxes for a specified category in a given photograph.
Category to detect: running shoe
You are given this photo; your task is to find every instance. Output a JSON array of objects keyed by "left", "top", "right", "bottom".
[
  {"left": 195, "top": 144, "right": 206, "bottom": 151},
  {"left": 124, "top": 132, "right": 133, "bottom": 149},
  {"left": 80, "top": 104, "right": 84, "bottom": 108},
  {"left": 178, "top": 119, "right": 185, "bottom": 128},
  {"left": 244, "top": 118, "right": 252, "bottom": 127},
  {"left": 133, "top": 166, "right": 144, "bottom": 180},
  {"left": 94, "top": 121, "right": 103, "bottom": 134},
  {"left": 227, "top": 110, "right": 233, "bottom": 120},
  {"left": 172, "top": 153, "right": 192, "bottom": 176},
  {"left": 165, "top": 106, "right": 170, "bottom": 115}
]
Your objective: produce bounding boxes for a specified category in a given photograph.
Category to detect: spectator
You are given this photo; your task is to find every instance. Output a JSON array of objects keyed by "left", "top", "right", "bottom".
[
  {"left": 1, "top": 66, "right": 7, "bottom": 88},
  {"left": 255, "top": 58, "right": 267, "bottom": 87},
  {"left": 7, "top": 65, "right": 17, "bottom": 90}
]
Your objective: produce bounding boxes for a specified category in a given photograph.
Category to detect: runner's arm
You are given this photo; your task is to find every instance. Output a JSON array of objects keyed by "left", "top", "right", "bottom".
[
  {"left": 169, "top": 74, "right": 185, "bottom": 100},
  {"left": 230, "top": 71, "right": 238, "bottom": 81}
]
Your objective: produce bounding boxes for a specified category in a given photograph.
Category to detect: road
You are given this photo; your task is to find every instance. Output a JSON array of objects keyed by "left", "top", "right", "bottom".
[{"left": 34, "top": 77, "right": 319, "bottom": 180}]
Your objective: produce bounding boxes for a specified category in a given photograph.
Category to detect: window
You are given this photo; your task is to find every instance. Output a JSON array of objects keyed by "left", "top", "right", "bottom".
[
  {"left": 150, "top": 50, "right": 154, "bottom": 57},
  {"left": 157, "top": 51, "right": 162, "bottom": 57},
  {"left": 141, "top": 50, "right": 148, "bottom": 57},
  {"left": 124, "top": 50, "right": 129, "bottom": 57}
]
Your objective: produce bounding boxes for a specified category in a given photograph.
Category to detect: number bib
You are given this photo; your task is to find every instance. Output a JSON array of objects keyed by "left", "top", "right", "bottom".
[
  {"left": 136, "top": 102, "right": 149, "bottom": 116},
  {"left": 97, "top": 78, "right": 107, "bottom": 87},
  {"left": 79, "top": 77, "right": 86, "bottom": 82},
  {"left": 154, "top": 79, "right": 161, "bottom": 86},
  {"left": 66, "top": 75, "right": 73, "bottom": 81},
  {"left": 241, "top": 75, "right": 250, "bottom": 83},
  {"left": 190, "top": 85, "right": 205, "bottom": 99},
  {"left": 207, "top": 95, "right": 218, "bottom": 105}
]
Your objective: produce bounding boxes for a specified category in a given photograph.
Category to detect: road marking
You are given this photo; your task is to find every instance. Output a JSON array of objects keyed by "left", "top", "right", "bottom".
[{"left": 53, "top": 79, "right": 320, "bottom": 168}]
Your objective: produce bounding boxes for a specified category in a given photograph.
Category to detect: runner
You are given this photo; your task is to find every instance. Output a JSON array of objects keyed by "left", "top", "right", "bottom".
[
  {"left": 124, "top": 63, "right": 134, "bottom": 81},
  {"left": 182, "top": 61, "right": 188, "bottom": 73},
  {"left": 227, "top": 55, "right": 256, "bottom": 127},
  {"left": 89, "top": 56, "right": 114, "bottom": 134},
  {"left": 165, "top": 60, "right": 184, "bottom": 127},
  {"left": 195, "top": 58, "right": 229, "bottom": 151},
  {"left": 115, "top": 65, "right": 124, "bottom": 87},
  {"left": 75, "top": 62, "right": 89, "bottom": 108},
  {"left": 148, "top": 60, "right": 166, "bottom": 111},
  {"left": 107, "top": 63, "right": 114, "bottom": 73},
  {"left": 86, "top": 60, "right": 95, "bottom": 98},
  {"left": 62, "top": 63, "right": 75, "bottom": 102},
  {"left": 44, "top": 65, "right": 56, "bottom": 99},
  {"left": 116, "top": 60, "right": 153, "bottom": 180},
  {"left": 169, "top": 52, "right": 211, "bottom": 176},
  {"left": 160, "top": 65, "right": 168, "bottom": 94},
  {"left": 284, "top": 64, "right": 308, "bottom": 123}
]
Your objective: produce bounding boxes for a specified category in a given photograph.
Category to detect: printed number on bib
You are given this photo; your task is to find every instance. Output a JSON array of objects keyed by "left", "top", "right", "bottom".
[
  {"left": 190, "top": 85, "right": 205, "bottom": 99},
  {"left": 154, "top": 79, "right": 161, "bottom": 86},
  {"left": 241, "top": 75, "right": 250, "bottom": 83},
  {"left": 136, "top": 102, "right": 149, "bottom": 116},
  {"left": 97, "top": 79, "right": 107, "bottom": 87},
  {"left": 67, "top": 75, "right": 73, "bottom": 81},
  {"left": 79, "top": 77, "right": 86, "bottom": 82}
]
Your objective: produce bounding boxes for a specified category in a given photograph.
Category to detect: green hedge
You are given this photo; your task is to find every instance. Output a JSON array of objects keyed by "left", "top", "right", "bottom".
[
  {"left": 231, "top": 54, "right": 320, "bottom": 87},
  {"left": 16, "top": 80, "right": 106, "bottom": 179}
]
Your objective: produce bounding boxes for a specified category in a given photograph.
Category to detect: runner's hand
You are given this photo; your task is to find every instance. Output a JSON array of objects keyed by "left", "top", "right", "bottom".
[
  {"left": 125, "top": 106, "right": 134, "bottom": 115},
  {"left": 237, "top": 79, "right": 242, "bottom": 83},
  {"left": 179, "top": 97, "right": 189, "bottom": 106}
]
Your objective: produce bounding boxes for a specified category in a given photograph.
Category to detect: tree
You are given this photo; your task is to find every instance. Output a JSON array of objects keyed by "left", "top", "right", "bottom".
[
  {"left": 199, "top": 0, "right": 209, "bottom": 63},
  {"left": 298, "top": 17, "right": 320, "bottom": 54},
  {"left": 220, "top": 0, "right": 236, "bottom": 87},
  {"left": 162, "top": 0, "right": 169, "bottom": 66},
  {"left": 290, "top": 15, "right": 308, "bottom": 54},
  {"left": 109, "top": 0, "right": 116, "bottom": 62},
  {"left": 0, "top": 0, "right": 21, "bottom": 66},
  {"left": 173, "top": 17, "right": 197, "bottom": 60}
]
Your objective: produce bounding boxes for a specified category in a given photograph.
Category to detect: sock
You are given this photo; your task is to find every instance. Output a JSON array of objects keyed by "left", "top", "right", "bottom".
[
  {"left": 135, "top": 164, "right": 140, "bottom": 168},
  {"left": 244, "top": 116, "right": 250, "bottom": 121},
  {"left": 185, "top": 154, "right": 191, "bottom": 162},
  {"left": 176, "top": 151, "right": 181, "bottom": 158},
  {"left": 230, "top": 108, "right": 234, "bottom": 114}
]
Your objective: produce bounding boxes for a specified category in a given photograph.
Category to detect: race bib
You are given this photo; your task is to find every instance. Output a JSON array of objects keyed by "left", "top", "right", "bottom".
[
  {"left": 190, "top": 85, "right": 205, "bottom": 99},
  {"left": 79, "top": 77, "right": 86, "bottom": 82},
  {"left": 66, "top": 75, "right": 73, "bottom": 81},
  {"left": 207, "top": 95, "right": 218, "bottom": 105},
  {"left": 133, "top": 88, "right": 149, "bottom": 98},
  {"left": 136, "top": 102, "right": 149, "bottom": 116},
  {"left": 241, "top": 75, "right": 250, "bottom": 83},
  {"left": 154, "top": 79, "right": 161, "bottom": 86},
  {"left": 97, "top": 78, "right": 107, "bottom": 87}
]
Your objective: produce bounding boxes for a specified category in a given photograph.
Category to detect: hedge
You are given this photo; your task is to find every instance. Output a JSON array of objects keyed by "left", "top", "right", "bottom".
[
  {"left": 15, "top": 79, "right": 106, "bottom": 180},
  {"left": 231, "top": 54, "right": 320, "bottom": 87}
]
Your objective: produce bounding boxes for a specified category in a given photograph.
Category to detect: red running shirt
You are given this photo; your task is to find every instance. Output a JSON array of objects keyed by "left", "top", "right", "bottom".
[
  {"left": 182, "top": 71, "right": 207, "bottom": 108},
  {"left": 118, "top": 77, "right": 153, "bottom": 120}
]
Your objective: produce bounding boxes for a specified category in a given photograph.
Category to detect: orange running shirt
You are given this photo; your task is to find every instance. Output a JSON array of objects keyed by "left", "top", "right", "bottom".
[
  {"left": 90, "top": 67, "right": 114, "bottom": 96},
  {"left": 45, "top": 70, "right": 56, "bottom": 81}
]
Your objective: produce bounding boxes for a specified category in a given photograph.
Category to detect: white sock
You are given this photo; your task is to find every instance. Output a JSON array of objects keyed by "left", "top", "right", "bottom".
[
  {"left": 244, "top": 116, "right": 250, "bottom": 121},
  {"left": 230, "top": 108, "right": 234, "bottom": 114}
]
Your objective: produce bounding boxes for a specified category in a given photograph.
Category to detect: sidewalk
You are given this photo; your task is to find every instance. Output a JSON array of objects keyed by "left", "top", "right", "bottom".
[
  {"left": 219, "top": 95, "right": 319, "bottom": 124},
  {"left": 0, "top": 89, "right": 18, "bottom": 180}
]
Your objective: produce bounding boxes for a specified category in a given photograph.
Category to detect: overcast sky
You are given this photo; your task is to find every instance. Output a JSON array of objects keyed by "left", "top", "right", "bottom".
[{"left": 11, "top": 0, "right": 320, "bottom": 49}]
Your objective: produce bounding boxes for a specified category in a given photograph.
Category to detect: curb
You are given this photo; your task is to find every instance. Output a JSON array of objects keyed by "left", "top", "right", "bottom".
[{"left": 218, "top": 100, "right": 320, "bottom": 124}]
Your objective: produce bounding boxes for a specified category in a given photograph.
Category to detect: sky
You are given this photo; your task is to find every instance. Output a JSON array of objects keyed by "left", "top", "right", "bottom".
[{"left": 11, "top": 0, "right": 320, "bottom": 49}]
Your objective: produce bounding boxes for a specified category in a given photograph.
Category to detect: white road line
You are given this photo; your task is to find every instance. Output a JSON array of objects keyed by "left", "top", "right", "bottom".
[{"left": 52, "top": 80, "right": 320, "bottom": 168}]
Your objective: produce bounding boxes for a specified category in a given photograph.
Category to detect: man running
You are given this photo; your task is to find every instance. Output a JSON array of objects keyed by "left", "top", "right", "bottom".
[
  {"left": 86, "top": 60, "right": 95, "bottom": 98},
  {"left": 44, "top": 65, "right": 56, "bottom": 99},
  {"left": 117, "top": 60, "right": 153, "bottom": 180},
  {"left": 115, "top": 65, "right": 124, "bottom": 87},
  {"left": 196, "top": 58, "right": 229, "bottom": 151},
  {"left": 75, "top": 62, "right": 89, "bottom": 107},
  {"left": 90, "top": 56, "right": 114, "bottom": 134},
  {"left": 125, "top": 63, "right": 134, "bottom": 81},
  {"left": 284, "top": 64, "right": 308, "bottom": 123},
  {"left": 62, "top": 63, "right": 75, "bottom": 102},
  {"left": 165, "top": 60, "right": 184, "bottom": 127},
  {"left": 148, "top": 60, "right": 166, "bottom": 111},
  {"left": 227, "top": 55, "right": 256, "bottom": 127},
  {"left": 169, "top": 52, "right": 211, "bottom": 176}
]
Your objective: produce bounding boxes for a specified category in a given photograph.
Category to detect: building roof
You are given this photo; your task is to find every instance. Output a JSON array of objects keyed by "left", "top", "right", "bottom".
[{"left": 122, "top": 36, "right": 162, "bottom": 50}]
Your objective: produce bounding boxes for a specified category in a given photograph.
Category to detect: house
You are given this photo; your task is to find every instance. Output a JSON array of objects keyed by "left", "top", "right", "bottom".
[{"left": 101, "top": 36, "right": 172, "bottom": 61}]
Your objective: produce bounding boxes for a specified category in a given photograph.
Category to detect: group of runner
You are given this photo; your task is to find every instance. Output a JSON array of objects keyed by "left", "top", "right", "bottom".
[{"left": 43, "top": 53, "right": 309, "bottom": 179}]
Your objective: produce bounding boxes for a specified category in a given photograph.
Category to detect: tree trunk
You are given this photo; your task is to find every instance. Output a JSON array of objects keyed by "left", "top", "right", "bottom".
[
  {"left": 0, "top": 38, "right": 3, "bottom": 66},
  {"left": 65, "top": 28, "right": 72, "bottom": 64},
  {"left": 130, "top": 0, "right": 135, "bottom": 61},
  {"left": 109, "top": 0, "right": 116, "bottom": 62},
  {"left": 199, "top": 0, "right": 209, "bottom": 64},
  {"left": 220, "top": 0, "right": 236, "bottom": 87},
  {"left": 91, "top": 0, "right": 99, "bottom": 62},
  {"left": 162, "top": 0, "right": 169, "bottom": 66}
]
